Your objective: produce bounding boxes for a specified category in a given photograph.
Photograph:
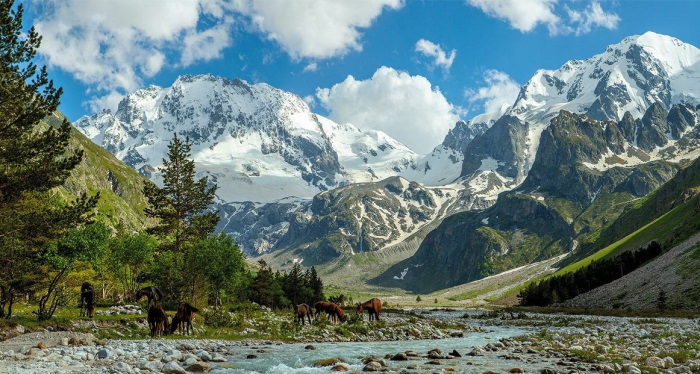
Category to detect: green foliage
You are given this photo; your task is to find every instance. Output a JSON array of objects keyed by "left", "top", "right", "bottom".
[
  {"left": 107, "top": 232, "right": 157, "bottom": 299},
  {"left": 0, "top": 0, "right": 98, "bottom": 319},
  {"left": 143, "top": 134, "right": 218, "bottom": 254},
  {"left": 185, "top": 234, "right": 246, "bottom": 306}
]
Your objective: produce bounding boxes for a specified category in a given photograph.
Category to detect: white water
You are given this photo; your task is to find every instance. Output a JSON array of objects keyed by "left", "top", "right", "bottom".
[{"left": 213, "top": 325, "right": 527, "bottom": 373}]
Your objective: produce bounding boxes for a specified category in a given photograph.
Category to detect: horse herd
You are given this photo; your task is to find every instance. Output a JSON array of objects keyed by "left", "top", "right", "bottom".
[
  {"left": 295, "top": 297, "right": 382, "bottom": 325},
  {"left": 79, "top": 282, "right": 382, "bottom": 337},
  {"left": 78, "top": 283, "right": 199, "bottom": 337}
]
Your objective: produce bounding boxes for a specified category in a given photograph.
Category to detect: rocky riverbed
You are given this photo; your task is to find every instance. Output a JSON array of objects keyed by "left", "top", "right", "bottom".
[{"left": 0, "top": 310, "right": 698, "bottom": 373}]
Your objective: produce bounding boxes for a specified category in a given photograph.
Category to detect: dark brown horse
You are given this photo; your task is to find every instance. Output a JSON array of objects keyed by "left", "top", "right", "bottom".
[
  {"left": 356, "top": 298, "right": 382, "bottom": 321},
  {"left": 79, "top": 282, "right": 95, "bottom": 318},
  {"left": 314, "top": 301, "right": 345, "bottom": 323},
  {"left": 135, "top": 286, "right": 162, "bottom": 307},
  {"left": 295, "top": 303, "right": 313, "bottom": 325},
  {"left": 170, "top": 302, "right": 199, "bottom": 335},
  {"left": 147, "top": 305, "right": 169, "bottom": 337}
]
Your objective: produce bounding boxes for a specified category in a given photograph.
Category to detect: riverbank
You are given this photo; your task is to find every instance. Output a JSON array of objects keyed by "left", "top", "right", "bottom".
[{"left": 0, "top": 310, "right": 698, "bottom": 373}]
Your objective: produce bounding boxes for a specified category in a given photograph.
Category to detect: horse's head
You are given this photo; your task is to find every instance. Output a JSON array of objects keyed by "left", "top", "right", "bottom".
[{"left": 355, "top": 303, "right": 363, "bottom": 314}]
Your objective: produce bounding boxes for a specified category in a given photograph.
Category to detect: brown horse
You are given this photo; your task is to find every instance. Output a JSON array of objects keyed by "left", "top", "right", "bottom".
[
  {"left": 356, "top": 298, "right": 382, "bottom": 321},
  {"left": 135, "top": 286, "right": 162, "bottom": 307},
  {"left": 170, "top": 302, "right": 199, "bottom": 335},
  {"left": 295, "top": 303, "right": 313, "bottom": 325},
  {"left": 314, "top": 301, "right": 345, "bottom": 323},
  {"left": 147, "top": 305, "right": 169, "bottom": 337},
  {"left": 79, "top": 282, "right": 95, "bottom": 318}
]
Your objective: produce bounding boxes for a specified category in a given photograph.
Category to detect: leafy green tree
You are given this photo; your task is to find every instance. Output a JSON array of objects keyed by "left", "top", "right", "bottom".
[
  {"left": 143, "top": 134, "right": 219, "bottom": 254},
  {"left": 108, "top": 232, "right": 157, "bottom": 300},
  {"left": 186, "top": 233, "right": 246, "bottom": 305},
  {"left": 0, "top": 1, "right": 97, "bottom": 318},
  {"left": 35, "top": 222, "right": 111, "bottom": 320}
]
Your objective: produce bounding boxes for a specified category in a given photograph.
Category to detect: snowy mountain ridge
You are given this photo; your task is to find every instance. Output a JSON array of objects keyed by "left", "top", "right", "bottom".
[
  {"left": 464, "top": 31, "right": 700, "bottom": 186},
  {"left": 75, "top": 74, "right": 475, "bottom": 204}
]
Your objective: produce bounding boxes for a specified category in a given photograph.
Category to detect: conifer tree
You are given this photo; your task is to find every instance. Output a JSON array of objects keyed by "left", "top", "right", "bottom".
[
  {"left": 0, "top": 0, "right": 97, "bottom": 318},
  {"left": 143, "top": 134, "right": 219, "bottom": 253}
]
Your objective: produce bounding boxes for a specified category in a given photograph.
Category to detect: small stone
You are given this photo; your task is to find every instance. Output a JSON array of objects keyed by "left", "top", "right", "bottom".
[
  {"left": 363, "top": 361, "right": 382, "bottom": 371},
  {"left": 450, "top": 349, "right": 462, "bottom": 358},
  {"left": 186, "top": 362, "right": 212, "bottom": 372},
  {"left": 646, "top": 357, "right": 666, "bottom": 369},
  {"left": 96, "top": 349, "right": 111, "bottom": 359},
  {"left": 246, "top": 354, "right": 258, "bottom": 359},
  {"left": 314, "top": 358, "right": 343, "bottom": 367},
  {"left": 427, "top": 360, "right": 442, "bottom": 365},
  {"left": 541, "top": 368, "right": 557, "bottom": 374},
  {"left": 136, "top": 360, "right": 163, "bottom": 372},
  {"left": 391, "top": 353, "right": 408, "bottom": 361},
  {"left": 162, "top": 361, "right": 187, "bottom": 374},
  {"left": 331, "top": 364, "right": 350, "bottom": 371},
  {"left": 35, "top": 342, "right": 46, "bottom": 349},
  {"left": 510, "top": 368, "right": 525, "bottom": 373},
  {"left": 305, "top": 345, "right": 317, "bottom": 350},
  {"left": 111, "top": 362, "right": 132, "bottom": 373}
]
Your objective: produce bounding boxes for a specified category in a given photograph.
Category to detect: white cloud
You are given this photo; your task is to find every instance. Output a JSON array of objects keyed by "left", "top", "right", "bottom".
[
  {"left": 303, "top": 62, "right": 319, "bottom": 73},
  {"left": 466, "top": 70, "right": 521, "bottom": 114},
  {"left": 233, "top": 0, "right": 404, "bottom": 60},
  {"left": 567, "top": 2, "right": 620, "bottom": 36},
  {"left": 466, "top": 0, "right": 559, "bottom": 33},
  {"left": 415, "top": 39, "right": 456, "bottom": 73},
  {"left": 316, "top": 66, "right": 460, "bottom": 154},
  {"left": 31, "top": 0, "right": 236, "bottom": 112},
  {"left": 465, "top": 0, "right": 619, "bottom": 36}
]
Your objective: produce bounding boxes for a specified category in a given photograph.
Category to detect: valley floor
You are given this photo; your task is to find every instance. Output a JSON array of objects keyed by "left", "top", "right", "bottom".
[{"left": 1, "top": 309, "right": 698, "bottom": 373}]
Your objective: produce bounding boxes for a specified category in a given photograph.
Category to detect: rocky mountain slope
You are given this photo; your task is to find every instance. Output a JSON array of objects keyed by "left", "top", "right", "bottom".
[
  {"left": 378, "top": 32, "right": 700, "bottom": 292},
  {"left": 73, "top": 76, "right": 493, "bottom": 256},
  {"left": 43, "top": 112, "right": 153, "bottom": 232}
]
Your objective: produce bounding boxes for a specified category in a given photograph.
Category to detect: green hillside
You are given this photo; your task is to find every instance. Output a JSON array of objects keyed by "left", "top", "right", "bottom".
[{"left": 43, "top": 112, "right": 153, "bottom": 233}]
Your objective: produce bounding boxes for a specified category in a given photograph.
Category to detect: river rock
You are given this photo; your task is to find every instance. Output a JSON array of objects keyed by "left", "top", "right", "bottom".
[
  {"left": 112, "top": 362, "right": 132, "bottom": 373},
  {"left": 136, "top": 360, "right": 163, "bottom": 372},
  {"left": 96, "top": 348, "right": 111, "bottom": 359},
  {"left": 305, "top": 345, "right": 316, "bottom": 350},
  {"left": 186, "top": 361, "right": 212, "bottom": 372},
  {"left": 541, "top": 368, "right": 557, "bottom": 374},
  {"left": 195, "top": 350, "right": 212, "bottom": 361},
  {"left": 391, "top": 352, "right": 408, "bottom": 361},
  {"left": 646, "top": 357, "right": 666, "bottom": 368},
  {"left": 510, "top": 368, "right": 525, "bottom": 373},
  {"left": 331, "top": 364, "right": 350, "bottom": 371},
  {"left": 162, "top": 361, "right": 187, "bottom": 374},
  {"left": 314, "top": 358, "right": 343, "bottom": 367},
  {"left": 363, "top": 361, "right": 382, "bottom": 371}
]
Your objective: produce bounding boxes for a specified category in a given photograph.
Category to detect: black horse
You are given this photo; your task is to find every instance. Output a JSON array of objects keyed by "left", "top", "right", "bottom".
[
  {"left": 135, "top": 286, "right": 162, "bottom": 307},
  {"left": 79, "top": 282, "right": 95, "bottom": 318}
]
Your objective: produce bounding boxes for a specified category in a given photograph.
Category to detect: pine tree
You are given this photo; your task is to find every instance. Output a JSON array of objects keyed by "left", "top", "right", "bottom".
[
  {"left": 306, "top": 266, "right": 324, "bottom": 303},
  {"left": 143, "top": 134, "right": 219, "bottom": 253},
  {"left": 0, "top": 0, "right": 97, "bottom": 319}
]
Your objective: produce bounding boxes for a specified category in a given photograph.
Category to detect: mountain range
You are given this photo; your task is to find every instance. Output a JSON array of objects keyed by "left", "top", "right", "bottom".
[{"left": 73, "top": 31, "right": 700, "bottom": 293}]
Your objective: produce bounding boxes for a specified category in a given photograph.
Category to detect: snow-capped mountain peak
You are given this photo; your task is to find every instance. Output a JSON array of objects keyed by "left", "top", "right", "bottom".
[{"left": 74, "top": 74, "right": 467, "bottom": 203}]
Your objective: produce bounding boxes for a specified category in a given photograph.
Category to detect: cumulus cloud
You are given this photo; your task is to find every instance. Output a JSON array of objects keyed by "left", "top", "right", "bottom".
[
  {"left": 415, "top": 39, "right": 456, "bottom": 73},
  {"left": 466, "top": 70, "right": 521, "bottom": 114},
  {"left": 566, "top": 2, "right": 620, "bottom": 36},
  {"left": 31, "top": 0, "right": 236, "bottom": 111},
  {"left": 465, "top": 0, "right": 619, "bottom": 36},
  {"left": 466, "top": 0, "right": 559, "bottom": 33},
  {"left": 303, "top": 62, "right": 319, "bottom": 73},
  {"left": 234, "top": 0, "right": 404, "bottom": 60},
  {"left": 316, "top": 67, "right": 460, "bottom": 154}
]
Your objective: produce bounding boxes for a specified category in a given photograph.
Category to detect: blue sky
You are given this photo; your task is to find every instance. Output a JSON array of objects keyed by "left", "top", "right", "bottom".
[{"left": 24, "top": 0, "right": 700, "bottom": 153}]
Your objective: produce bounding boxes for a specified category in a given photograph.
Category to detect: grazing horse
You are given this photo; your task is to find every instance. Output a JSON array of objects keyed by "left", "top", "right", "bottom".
[
  {"left": 295, "top": 303, "right": 313, "bottom": 325},
  {"left": 147, "top": 305, "right": 169, "bottom": 337},
  {"left": 356, "top": 298, "right": 382, "bottom": 321},
  {"left": 314, "top": 301, "right": 345, "bottom": 323},
  {"left": 79, "top": 282, "right": 95, "bottom": 318},
  {"left": 170, "top": 302, "right": 199, "bottom": 335},
  {"left": 135, "top": 286, "right": 162, "bottom": 307}
]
